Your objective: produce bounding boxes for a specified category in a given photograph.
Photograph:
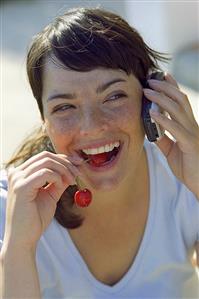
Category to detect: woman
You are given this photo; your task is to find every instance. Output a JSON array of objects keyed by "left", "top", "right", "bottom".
[{"left": 1, "top": 7, "right": 199, "bottom": 298}]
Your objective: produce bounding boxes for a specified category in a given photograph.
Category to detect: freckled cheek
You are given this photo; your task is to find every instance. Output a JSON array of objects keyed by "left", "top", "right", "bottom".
[
  {"left": 45, "top": 117, "right": 78, "bottom": 152},
  {"left": 112, "top": 104, "right": 141, "bottom": 131}
]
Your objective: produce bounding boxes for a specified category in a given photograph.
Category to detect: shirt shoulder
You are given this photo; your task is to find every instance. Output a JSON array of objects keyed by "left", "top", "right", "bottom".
[{"left": 144, "top": 139, "right": 199, "bottom": 245}]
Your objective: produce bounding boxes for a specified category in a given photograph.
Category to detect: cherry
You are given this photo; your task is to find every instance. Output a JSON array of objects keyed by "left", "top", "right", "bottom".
[
  {"left": 74, "top": 188, "right": 92, "bottom": 207},
  {"left": 89, "top": 152, "right": 108, "bottom": 166}
]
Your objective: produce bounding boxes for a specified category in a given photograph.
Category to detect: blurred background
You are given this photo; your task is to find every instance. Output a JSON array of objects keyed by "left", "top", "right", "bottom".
[{"left": 1, "top": 0, "right": 199, "bottom": 165}]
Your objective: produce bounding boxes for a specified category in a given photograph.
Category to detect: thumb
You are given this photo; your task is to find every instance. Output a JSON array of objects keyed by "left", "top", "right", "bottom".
[{"left": 155, "top": 134, "right": 174, "bottom": 158}]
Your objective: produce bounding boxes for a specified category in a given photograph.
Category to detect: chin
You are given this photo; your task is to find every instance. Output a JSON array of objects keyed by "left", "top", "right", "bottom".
[{"left": 87, "top": 173, "right": 126, "bottom": 192}]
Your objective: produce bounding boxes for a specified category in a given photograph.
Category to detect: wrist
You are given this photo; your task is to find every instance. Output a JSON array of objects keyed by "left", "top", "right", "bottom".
[{"left": 1, "top": 239, "right": 37, "bottom": 260}]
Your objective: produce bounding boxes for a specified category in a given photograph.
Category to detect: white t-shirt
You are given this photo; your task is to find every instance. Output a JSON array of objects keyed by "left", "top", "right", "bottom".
[{"left": 1, "top": 140, "right": 199, "bottom": 298}]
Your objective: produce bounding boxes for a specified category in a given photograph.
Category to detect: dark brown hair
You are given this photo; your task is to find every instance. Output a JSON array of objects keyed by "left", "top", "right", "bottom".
[{"left": 6, "top": 7, "right": 169, "bottom": 229}]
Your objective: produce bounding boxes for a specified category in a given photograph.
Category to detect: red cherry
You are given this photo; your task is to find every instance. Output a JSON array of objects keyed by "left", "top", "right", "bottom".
[
  {"left": 74, "top": 188, "right": 92, "bottom": 207},
  {"left": 89, "top": 152, "right": 108, "bottom": 166}
]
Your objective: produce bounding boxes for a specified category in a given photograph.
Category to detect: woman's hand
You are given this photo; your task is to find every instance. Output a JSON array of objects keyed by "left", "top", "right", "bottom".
[
  {"left": 143, "top": 73, "right": 199, "bottom": 199},
  {"left": 4, "top": 151, "right": 83, "bottom": 250}
]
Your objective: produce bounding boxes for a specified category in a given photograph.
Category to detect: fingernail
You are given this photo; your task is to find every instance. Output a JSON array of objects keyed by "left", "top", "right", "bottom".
[
  {"left": 64, "top": 155, "right": 84, "bottom": 162},
  {"left": 147, "top": 79, "right": 160, "bottom": 84},
  {"left": 144, "top": 88, "right": 156, "bottom": 94},
  {"left": 72, "top": 157, "right": 84, "bottom": 162}
]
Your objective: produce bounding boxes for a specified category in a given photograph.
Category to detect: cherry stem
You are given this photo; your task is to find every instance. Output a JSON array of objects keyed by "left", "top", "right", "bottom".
[{"left": 81, "top": 157, "right": 91, "bottom": 164}]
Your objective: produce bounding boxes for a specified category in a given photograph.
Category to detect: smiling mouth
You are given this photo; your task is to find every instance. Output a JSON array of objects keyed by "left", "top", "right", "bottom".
[{"left": 80, "top": 144, "right": 121, "bottom": 167}]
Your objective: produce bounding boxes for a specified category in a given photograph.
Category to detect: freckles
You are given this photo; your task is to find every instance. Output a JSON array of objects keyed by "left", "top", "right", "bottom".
[
  {"left": 47, "top": 117, "right": 77, "bottom": 153},
  {"left": 115, "top": 105, "right": 138, "bottom": 128},
  {"left": 52, "top": 117, "right": 77, "bottom": 135}
]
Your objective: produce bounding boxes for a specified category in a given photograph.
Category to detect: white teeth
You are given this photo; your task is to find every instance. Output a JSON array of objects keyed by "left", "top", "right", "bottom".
[
  {"left": 82, "top": 141, "right": 120, "bottom": 155},
  {"left": 105, "top": 144, "right": 110, "bottom": 152}
]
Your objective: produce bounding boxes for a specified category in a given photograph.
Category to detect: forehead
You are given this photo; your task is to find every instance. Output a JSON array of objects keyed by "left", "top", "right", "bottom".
[
  {"left": 41, "top": 59, "right": 142, "bottom": 104},
  {"left": 42, "top": 59, "right": 128, "bottom": 89}
]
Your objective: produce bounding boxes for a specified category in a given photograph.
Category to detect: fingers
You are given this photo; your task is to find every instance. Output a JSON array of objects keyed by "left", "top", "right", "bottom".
[
  {"left": 149, "top": 109, "right": 192, "bottom": 150},
  {"left": 22, "top": 157, "right": 80, "bottom": 185},
  {"left": 145, "top": 75, "right": 195, "bottom": 121},
  {"left": 144, "top": 88, "right": 188, "bottom": 129},
  {"left": 17, "top": 151, "right": 83, "bottom": 182},
  {"left": 143, "top": 73, "right": 198, "bottom": 147},
  {"left": 18, "top": 151, "right": 83, "bottom": 170},
  {"left": 8, "top": 167, "right": 64, "bottom": 203},
  {"left": 25, "top": 168, "right": 69, "bottom": 202},
  {"left": 152, "top": 109, "right": 199, "bottom": 151},
  {"left": 8, "top": 151, "right": 85, "bottom": 203},
  {"left": 152, "top": 134, "right": 174, "bottom": 158},
  {"left": 164, "top": 72, "right": 179, "bottom": 88}
]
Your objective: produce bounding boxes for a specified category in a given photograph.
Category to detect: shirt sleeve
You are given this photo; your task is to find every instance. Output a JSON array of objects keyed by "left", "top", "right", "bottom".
[{"left": 0, "top": 169, "right": 8, "bottom": 251}]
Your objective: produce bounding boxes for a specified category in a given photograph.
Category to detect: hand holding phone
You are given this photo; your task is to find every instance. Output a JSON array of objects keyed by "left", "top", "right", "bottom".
[{"left": 141, "top": 71, "right": 166, "bottom": 142}]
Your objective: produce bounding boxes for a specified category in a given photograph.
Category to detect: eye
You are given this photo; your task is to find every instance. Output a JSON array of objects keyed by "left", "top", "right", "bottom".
[
  {"left": 107, "top": 93, "right": 127, "bottom": 102},
  {"left": 52, "top": 104, "right": 76, "bottom": 113}
]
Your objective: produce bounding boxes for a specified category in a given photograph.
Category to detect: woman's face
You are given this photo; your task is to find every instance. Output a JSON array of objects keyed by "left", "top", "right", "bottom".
[{"left": 42, "top": 60, "right": 145, "bottom": 191}]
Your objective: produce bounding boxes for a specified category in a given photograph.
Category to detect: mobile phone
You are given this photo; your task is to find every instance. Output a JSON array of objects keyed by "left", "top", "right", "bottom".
[{"left": 141, "top": 71, "right": 165, "bottom": 142}]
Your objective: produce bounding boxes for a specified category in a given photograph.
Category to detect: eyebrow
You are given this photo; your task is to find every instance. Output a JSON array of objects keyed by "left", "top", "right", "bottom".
[
  {"left": 47, "top": 93, "right": 76, "bottom": 102},
  {"left": 96, "top": 78, "right": 126, "bottom": 93},
  {"left": 47, "top": 78, "right": 126, "bottom": 102}
]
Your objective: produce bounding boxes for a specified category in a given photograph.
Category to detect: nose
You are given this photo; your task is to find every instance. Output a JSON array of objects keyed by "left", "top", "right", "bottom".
[{"left": 79, "top": 108, "right": 109, "bottom": 137}]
